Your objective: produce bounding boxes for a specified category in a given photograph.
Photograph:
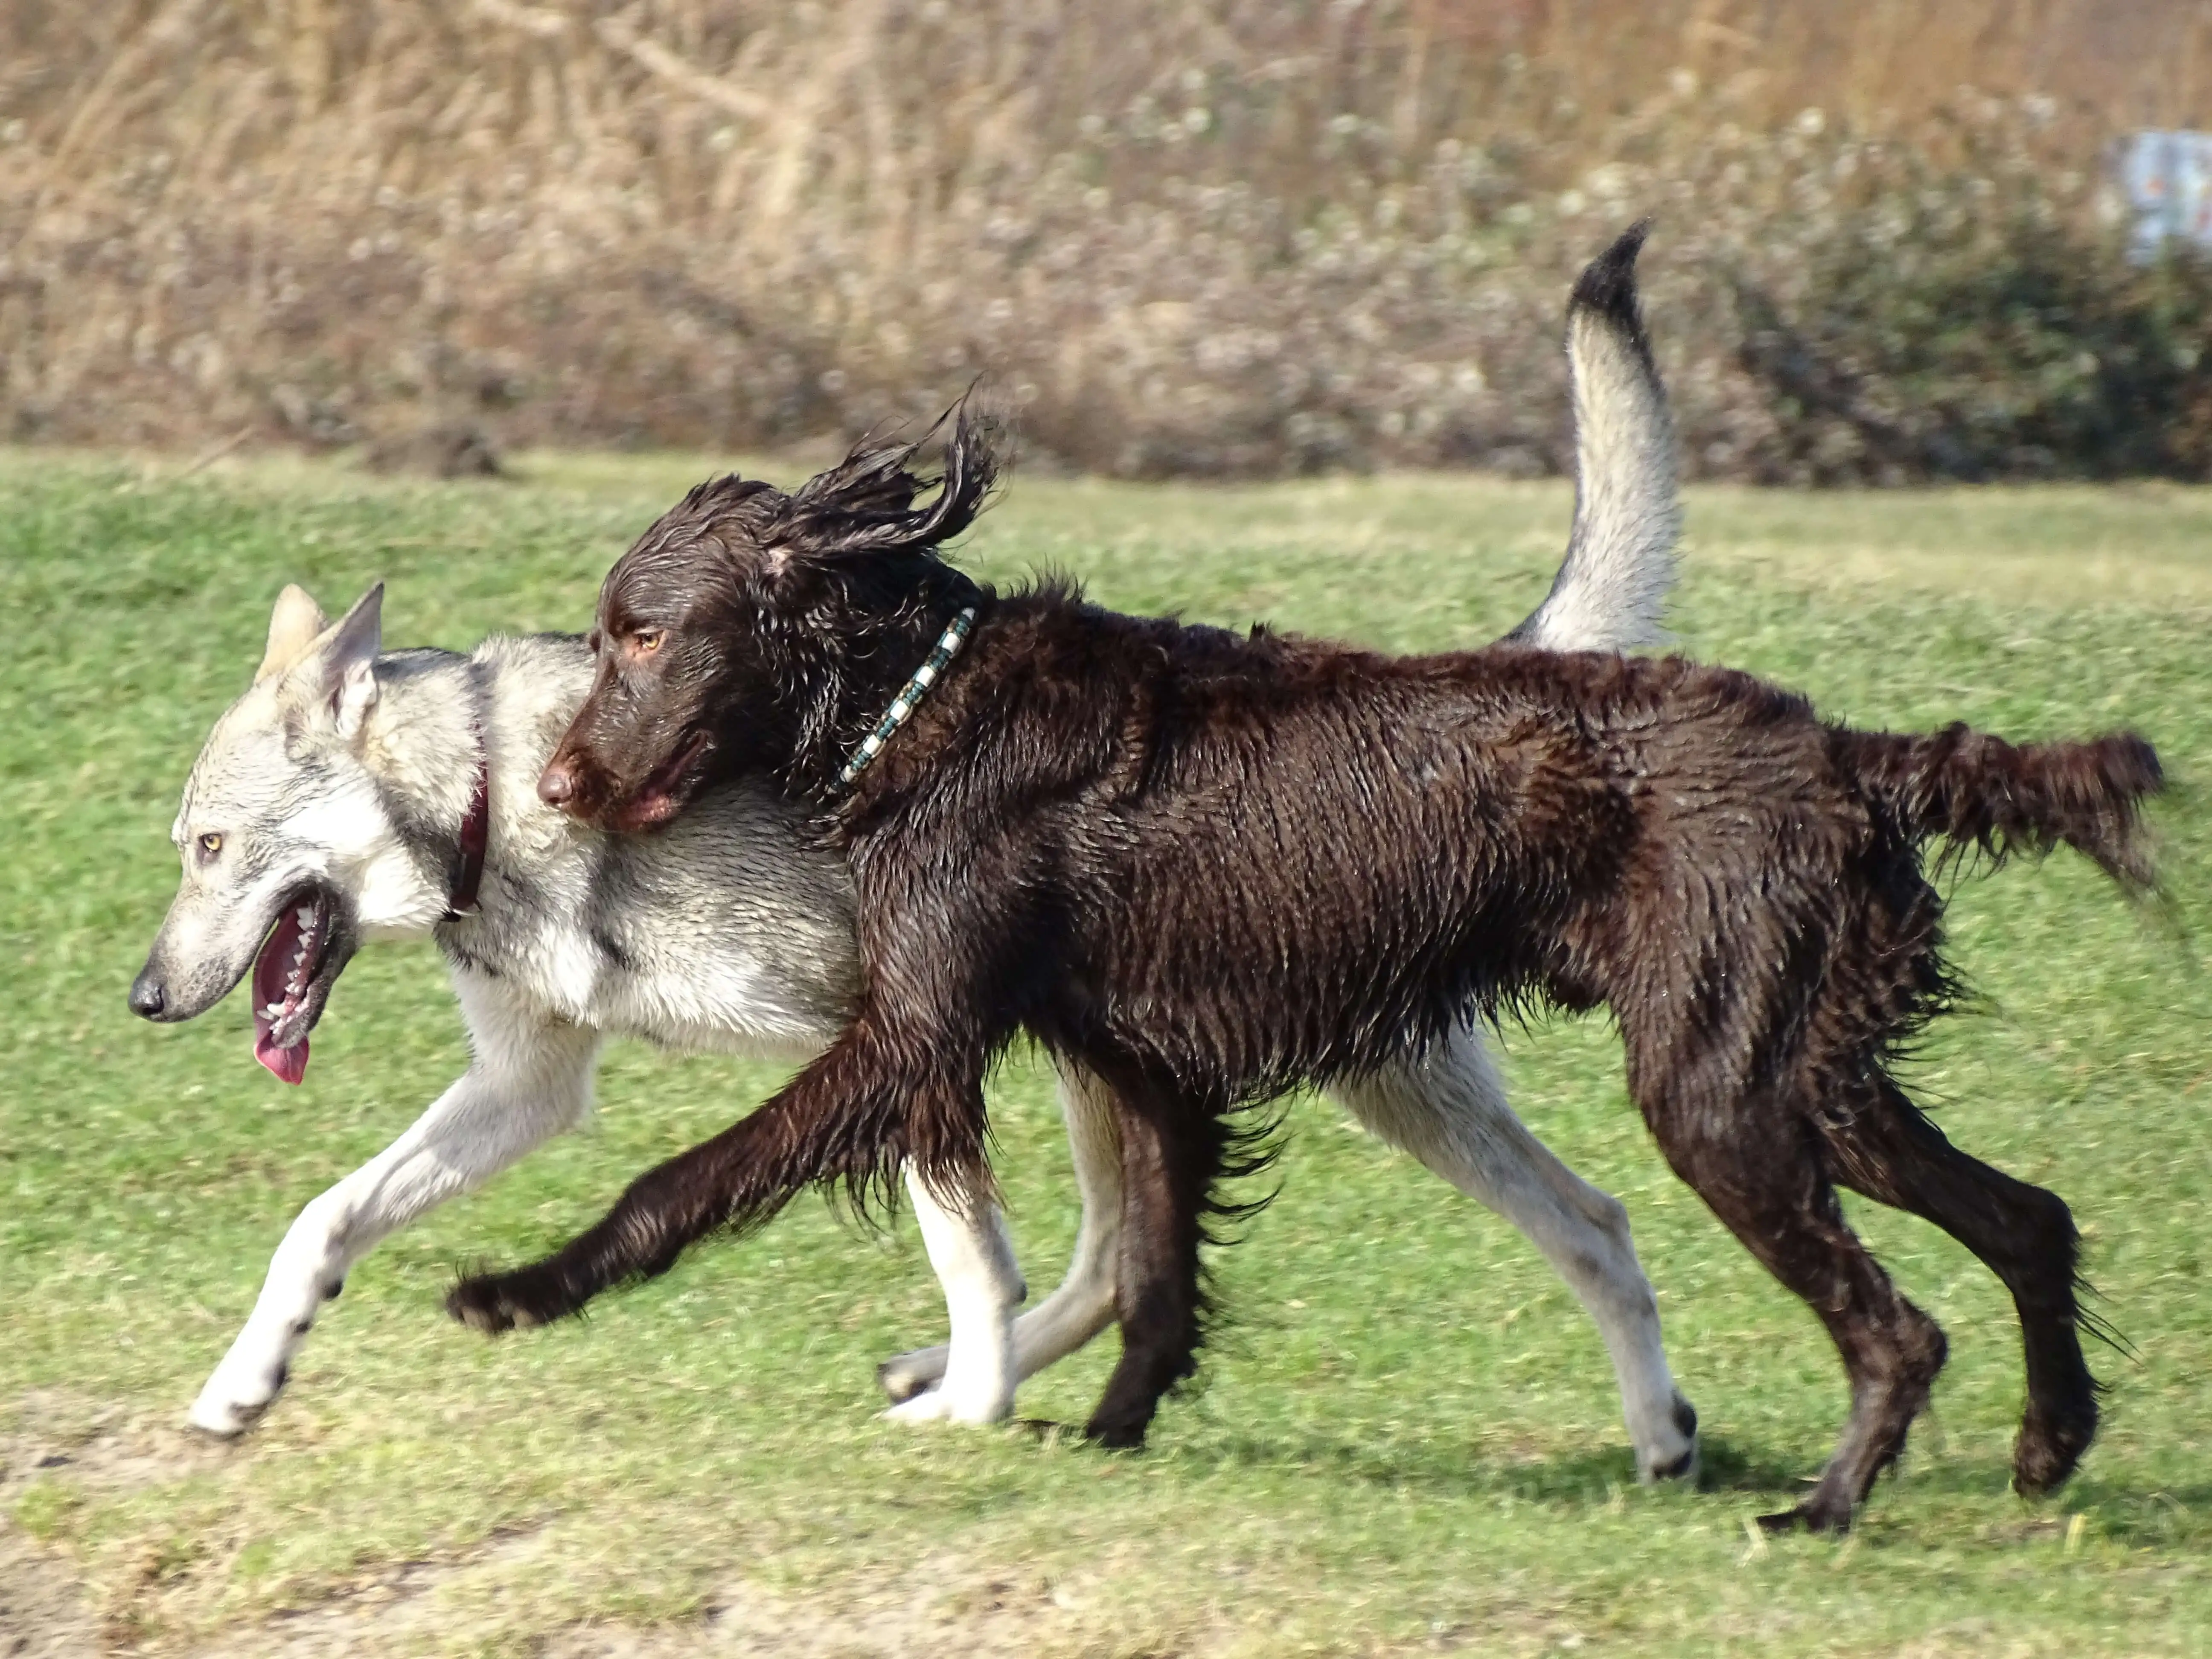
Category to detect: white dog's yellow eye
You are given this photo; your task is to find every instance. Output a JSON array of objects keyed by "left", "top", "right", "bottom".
[{"left": 198, "top": 832, "right": 222, "bottom": 856}]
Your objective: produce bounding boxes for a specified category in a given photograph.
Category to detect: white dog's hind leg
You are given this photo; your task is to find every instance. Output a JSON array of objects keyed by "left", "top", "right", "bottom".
[
  {"left": 878, "top": 1060, "right": 1123, "bottom": 1403},
  {"left": 189, "top": 995, "right": 598, "bottom": 1438},
  {"left": 879, "top": 1170, "right": 1025, "bottom": 1425},
  {"left": 1330, "top": 1027, "right": 1699, "bottom": 1484}
]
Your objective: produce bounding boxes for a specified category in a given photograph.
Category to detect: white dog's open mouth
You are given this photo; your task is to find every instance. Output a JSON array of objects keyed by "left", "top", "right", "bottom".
[{"left": 250, "top": 887, "right": 346, "bottom": 1084}]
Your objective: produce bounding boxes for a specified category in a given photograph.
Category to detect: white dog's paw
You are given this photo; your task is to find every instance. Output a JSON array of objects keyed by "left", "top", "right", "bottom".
[
  {"left": 188, "top": 1388, "right": 271, "bottom": 1438},
  {"left": 188, "top": 1354, "right": 290, "bottom": 1438},
  {"left": 876, "top": 1345, "right": 949, "bottom": 1404},
  {"left": 879, "top": 1381, "right": 1015, "bottom": 1427},
  {"left": 880, "top": 1388, "right": 961, "bottom": 1425},
  {"left": 1635, "top": 1393, "right": 1701, "bottom": 1486}
]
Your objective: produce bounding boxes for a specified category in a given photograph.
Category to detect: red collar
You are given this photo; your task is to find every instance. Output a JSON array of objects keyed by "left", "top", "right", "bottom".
[{"left": 444, "top": 736, "right": 490, "bottom": 920}]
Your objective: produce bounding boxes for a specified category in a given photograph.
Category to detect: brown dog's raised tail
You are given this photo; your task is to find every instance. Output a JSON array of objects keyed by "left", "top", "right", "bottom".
[{"left": 1848, "top": 723, "right": 2164, "bottom": 891}]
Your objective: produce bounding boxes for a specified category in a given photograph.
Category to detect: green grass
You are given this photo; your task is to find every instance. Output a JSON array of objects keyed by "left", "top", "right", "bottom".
[{"left": 4, "top": 454, "right": 2212, "bottom": 1656}]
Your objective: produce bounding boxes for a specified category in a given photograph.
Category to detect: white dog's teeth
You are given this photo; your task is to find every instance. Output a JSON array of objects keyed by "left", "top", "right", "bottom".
[{"left": 297, "top": 906, "right": 314, "bottom": 926}]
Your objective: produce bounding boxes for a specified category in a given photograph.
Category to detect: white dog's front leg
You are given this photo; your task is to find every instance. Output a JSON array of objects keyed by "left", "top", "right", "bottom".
[
  {"left": 878, "top": 1061, "right": 1124, "bottom": 1405},
  {"left": 880, "top": 1167, "right": 1024, "bottom": 1426},
  {"left": 189, "top": 1006, "right": 598, "bottom": 1437}
]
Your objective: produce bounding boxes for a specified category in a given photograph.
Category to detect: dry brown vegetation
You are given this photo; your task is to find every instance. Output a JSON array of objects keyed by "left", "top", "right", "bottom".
[{"left": 4, "top": 0, "right": 2211, "bottom": 477}]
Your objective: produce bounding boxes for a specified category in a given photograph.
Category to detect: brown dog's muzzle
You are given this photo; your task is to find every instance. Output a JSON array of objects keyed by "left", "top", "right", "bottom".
[
  {"left": 538, "top": 729, "right": 709, "bottom": 832},
  {"left": 536, "top": 740, "right": 615, "bottom": 822}
]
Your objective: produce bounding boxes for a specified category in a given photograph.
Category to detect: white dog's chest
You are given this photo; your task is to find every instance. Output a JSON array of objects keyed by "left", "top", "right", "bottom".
[
  {"left": 592, "top": 951, "right": 843, "bottom": 1059},
  {"left": 456, "top": 906, "right": 847, "bottom": 1062}
]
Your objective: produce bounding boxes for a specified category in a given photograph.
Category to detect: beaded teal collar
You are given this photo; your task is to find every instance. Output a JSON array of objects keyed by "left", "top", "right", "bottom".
[{"left": 836, "top": 606, "right": 978, "bottom": 789}]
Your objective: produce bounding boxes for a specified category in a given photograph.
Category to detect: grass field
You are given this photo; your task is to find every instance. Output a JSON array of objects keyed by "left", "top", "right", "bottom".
[{"left": 3, "top": 454, "right": 2210, "bottom": 1656}]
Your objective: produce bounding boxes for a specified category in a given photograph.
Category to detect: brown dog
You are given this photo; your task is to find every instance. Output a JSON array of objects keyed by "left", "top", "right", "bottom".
[{"left": 456, "top": 283, "right": 2160, "bottom": 1538}]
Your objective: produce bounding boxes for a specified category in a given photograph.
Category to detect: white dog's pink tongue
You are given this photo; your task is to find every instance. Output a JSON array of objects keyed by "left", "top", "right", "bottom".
[
  {"left": 250, "top": 905, "right": 313, "bottom": 1085},
  {"left": 254, "top": 1023, "right": 310, "bottom": 1085}
]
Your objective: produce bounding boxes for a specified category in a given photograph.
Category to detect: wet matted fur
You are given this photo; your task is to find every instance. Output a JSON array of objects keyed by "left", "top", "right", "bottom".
[{"left": 477, "top": 236, "right": 2162, "bottom": 1534}]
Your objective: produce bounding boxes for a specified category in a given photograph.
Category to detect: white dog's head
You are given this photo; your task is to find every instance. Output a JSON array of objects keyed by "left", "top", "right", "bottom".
[{"left": 129, "top": 582, "right": 447, "bottom": 1083}]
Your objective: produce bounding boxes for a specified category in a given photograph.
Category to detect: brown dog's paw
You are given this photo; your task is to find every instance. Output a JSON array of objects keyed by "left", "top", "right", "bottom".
[
  {"left": 1081, "top": 1416, "right": 1150, "bottom": 1452},
  {"left": 1756, "top": 1495, "right": 1854, "bottom": 1537},
  {"left": 2013, "top": 1398, "right": 2099, "bottom": 1497},
  {"left": 446, "top": 1269, "right": 570, "bottom": 1334}
]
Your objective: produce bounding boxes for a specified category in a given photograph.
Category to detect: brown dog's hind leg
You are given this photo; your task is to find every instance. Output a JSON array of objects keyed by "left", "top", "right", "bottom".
[
  {"left": 1818, "top": 1081, "right": 2099, "bottom": 1499},
  {"left": 1082, "top": 1066, "right": 1221, "bottom": 1450},
  {"left": 1640, "top": 1100, "right": 1947, "bottom": 1535}
]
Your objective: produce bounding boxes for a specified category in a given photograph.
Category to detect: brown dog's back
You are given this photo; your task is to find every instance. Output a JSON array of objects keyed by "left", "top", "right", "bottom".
[{"left": 939, "top": 623, "right": 2160, "bottom": 1135}]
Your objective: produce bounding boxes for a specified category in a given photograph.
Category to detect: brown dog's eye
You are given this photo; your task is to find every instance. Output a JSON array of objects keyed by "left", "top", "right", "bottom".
[{"left": 632, "top": 629, "right": 664, "bottom": 655}]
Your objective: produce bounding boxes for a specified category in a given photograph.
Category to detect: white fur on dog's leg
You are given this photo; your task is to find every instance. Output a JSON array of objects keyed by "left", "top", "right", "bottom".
[
  {"left": 1004, "top": 1062, "right": 1123, "bottom": 1380},
  {"left": 189, "top": 1326, "right": 294, "bottom": 1437},
  {"left": 889, "top": 1167, "right": 1023, "bottom": 1426},
  {"left": 190, "top": 1177, "right": 369, "bottom": 1438},
  {"left": 1331, "top": 1027, "right": 1699, "bottom": 1484},
  {"left": 190, "top": 989, "right": 597, "bottom": 1436},
  {"left": 878, "top": 1061, "right": 1125, "bottom": 1403}
]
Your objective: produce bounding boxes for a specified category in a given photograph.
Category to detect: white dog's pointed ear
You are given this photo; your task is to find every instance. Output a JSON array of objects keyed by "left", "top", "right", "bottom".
[
  {"left": 256, "top": 584, "right": 329, "bottom": 684},
  {"left": 320, "top": 583, "right": 384, "bottom": 740}
]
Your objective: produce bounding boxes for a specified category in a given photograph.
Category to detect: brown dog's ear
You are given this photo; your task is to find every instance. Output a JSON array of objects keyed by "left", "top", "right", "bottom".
[
  {"left": 777, "top": 395, "right": 1004, "bottom": 566},
  {"left": 256, "top": 584, "right": 329, "bottom": 684}
]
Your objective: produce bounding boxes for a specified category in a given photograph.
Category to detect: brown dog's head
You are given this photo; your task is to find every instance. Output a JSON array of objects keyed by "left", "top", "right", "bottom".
[{"left": 541, "top": 402, "right": 1003, "bottom": 829}]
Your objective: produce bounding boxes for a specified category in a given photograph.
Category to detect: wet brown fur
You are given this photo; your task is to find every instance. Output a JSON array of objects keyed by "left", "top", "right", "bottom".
[{"left": 460, "top": 408, "right": 2163, "bottom": 1534}]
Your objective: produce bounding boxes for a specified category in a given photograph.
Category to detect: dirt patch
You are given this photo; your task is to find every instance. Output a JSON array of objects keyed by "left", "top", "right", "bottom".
[
  {"left": 361, "top": 423, "right": 506, "bottom": 480},
  {"left": 6, "top": 1393, "right": 230, "bottom": 1500},
  {"left": 186, "top": 1525, "right": 558, "bottom": 1659},
  {"left": 177, "top": 1537, "right": 1166, "bottom": 1659},
  {"left": 536, "top": 1556, "right": 1180, "bottom": 1659},
  {"left": 0, "top": 1525, "right": 97, "bottom": 1659},
  {"left": 0, "top": 1391, "right": 1164, "bottom": 1659},
  {"left": 2, "top": 1390, "right": 238, "bottom": 1656}
]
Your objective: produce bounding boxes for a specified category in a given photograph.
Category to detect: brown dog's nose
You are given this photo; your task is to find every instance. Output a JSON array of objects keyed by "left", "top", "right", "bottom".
[{"left": 538, "top": 763, "right": 577, "bottom": 806}]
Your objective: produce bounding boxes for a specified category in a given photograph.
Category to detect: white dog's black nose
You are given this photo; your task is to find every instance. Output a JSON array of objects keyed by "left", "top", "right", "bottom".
[{"left": 128, "top": 969, "right": 167, "bottom": 1019}]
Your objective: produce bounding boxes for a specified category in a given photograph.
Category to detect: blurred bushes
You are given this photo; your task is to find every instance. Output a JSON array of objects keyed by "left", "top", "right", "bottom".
[
  {"left": 1, "top": 0, "right": 2209, "bottom": 481},
  {"left": 1728, "top": 132, "right": 2212, "bottom": 484}
]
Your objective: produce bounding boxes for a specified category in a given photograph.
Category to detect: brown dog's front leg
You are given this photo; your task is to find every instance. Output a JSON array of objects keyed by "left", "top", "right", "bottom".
[
  {"left": 447, "top": 1015, "right": 972, "bottom": 1331},
  {"left": 445, "top": 1121, "right": 779, "bottom": 1332}
]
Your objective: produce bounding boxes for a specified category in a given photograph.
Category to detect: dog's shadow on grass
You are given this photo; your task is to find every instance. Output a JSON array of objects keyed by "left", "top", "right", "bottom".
[
  {"left": 1017, "top": 1418, "right": 2212, "bottom": 1544},
  {"left": 1690, "top": 1434, "right": 1821, "bottom": 1498},
  {"left": 1013, "top": 1417, "right": 1814, "bottom": 1511}
]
